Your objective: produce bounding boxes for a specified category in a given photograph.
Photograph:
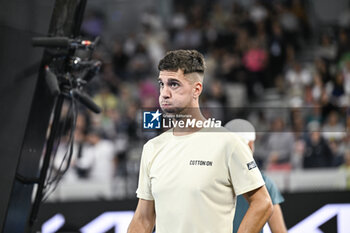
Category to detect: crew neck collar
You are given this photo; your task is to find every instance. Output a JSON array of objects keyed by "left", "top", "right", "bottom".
[{"left": 168, "top": 127, "right": 209, "bottom": 139}]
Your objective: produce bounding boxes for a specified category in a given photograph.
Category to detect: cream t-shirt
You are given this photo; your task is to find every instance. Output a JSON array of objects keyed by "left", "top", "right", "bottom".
[{"left": 136, "top": 127, "right": 265, "bottom": 233}]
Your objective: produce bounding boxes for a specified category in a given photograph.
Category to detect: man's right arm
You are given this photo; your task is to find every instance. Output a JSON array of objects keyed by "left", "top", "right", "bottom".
[{"left": 127, "top": 199, "right": 156, "bottom": 233}]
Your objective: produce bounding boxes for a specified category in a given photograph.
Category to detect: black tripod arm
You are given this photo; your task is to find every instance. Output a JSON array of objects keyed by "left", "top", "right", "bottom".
[{"left": 72, "top": 90, "right": 101, "bottom": 114}]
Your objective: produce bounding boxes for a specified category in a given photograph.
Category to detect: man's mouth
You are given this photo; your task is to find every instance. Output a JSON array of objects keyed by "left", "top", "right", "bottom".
[{"left": 161, "top": 103, "right": 171, "bottom": 107}]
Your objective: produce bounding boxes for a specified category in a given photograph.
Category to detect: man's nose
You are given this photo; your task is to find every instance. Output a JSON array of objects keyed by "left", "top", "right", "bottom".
[{"left": 160, "top": 86, "right": 171, "bottom": 99}]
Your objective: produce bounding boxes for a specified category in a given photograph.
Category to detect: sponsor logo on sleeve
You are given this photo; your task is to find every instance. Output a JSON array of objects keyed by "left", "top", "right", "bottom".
[{"left": 247, "top": 161, "right": 257, "bottom": 170}]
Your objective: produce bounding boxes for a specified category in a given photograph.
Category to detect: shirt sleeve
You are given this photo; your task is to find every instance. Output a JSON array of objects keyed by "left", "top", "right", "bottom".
[
  {"left": 263, "top": 174, "right": 284, "bottom": 205},
  {"left": 228, "top": 136, "right": 265, "bottom": 196},
  {"left": 136, "top": 142, "right": 154, "bottom": 200}
]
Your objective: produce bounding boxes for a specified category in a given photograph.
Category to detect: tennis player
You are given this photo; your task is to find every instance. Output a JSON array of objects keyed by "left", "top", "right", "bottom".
[{"left": 127, "top": 50, "right": 273, "bottom": 233}]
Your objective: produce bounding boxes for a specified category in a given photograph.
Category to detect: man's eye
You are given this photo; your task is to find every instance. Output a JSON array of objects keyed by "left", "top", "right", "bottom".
[
  {"left": 159, "top": 82, "right": 164, "bottom": 88},
  {"left": 170, "top": 82, "right": 179, "bottom": 88}
]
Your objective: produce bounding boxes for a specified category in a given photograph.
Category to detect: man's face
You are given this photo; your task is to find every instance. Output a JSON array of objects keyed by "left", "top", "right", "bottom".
[{"left": 158, "top": 69, "right": 198, "bottom": 114}]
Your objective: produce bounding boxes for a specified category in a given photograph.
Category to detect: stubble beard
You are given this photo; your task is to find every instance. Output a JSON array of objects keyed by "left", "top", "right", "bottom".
[{"left": 161, "top": 106, "right": 191, "bottom": 121}]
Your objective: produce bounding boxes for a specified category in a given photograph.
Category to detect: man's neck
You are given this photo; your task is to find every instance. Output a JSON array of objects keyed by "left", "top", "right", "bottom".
[{"left": 172, "top": 108, "right": 206, "bottom": 136}]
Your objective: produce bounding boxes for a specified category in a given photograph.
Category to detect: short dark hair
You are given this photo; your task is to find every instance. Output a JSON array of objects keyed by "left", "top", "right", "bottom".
[{"left": 158, "top": 50, "right": 206, "bottom": 74}]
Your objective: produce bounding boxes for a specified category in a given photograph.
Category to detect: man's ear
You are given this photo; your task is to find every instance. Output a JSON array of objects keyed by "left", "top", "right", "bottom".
[
  {"left": 248, "top": 141, "right": 255, "bottom": 153},
  {"left": 193, "top": 82, "right": 203, "bottom": 99}
]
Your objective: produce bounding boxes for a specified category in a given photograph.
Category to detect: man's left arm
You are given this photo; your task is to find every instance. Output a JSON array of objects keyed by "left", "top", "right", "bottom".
[
  {"left": 238, "top": 185, "right": 273, "bottom": 233},
  {"left": 264, "top": 175, "right": 287, "bottom": 233},
  {"left": 268, "top": 204, "right": 287, "bottom": 233}
]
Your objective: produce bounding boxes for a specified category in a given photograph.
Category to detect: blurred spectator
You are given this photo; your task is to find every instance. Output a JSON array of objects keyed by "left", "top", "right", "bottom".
[
  {"left": 264, "top": 117, "right": 294, "bottom": 170},
  {"left": 142, "top": 26, "right": 167, "bottom": 71},
  {"left": 170, "top": 6, "right": 187, "bottom": 31},
  {"left": 292, "top": 138, "right": 305, "bottom": 169},
  {"left": 329, "top": 139, "right": 345, "bottom": 166},
  {"left": 313, "top": 58, "right": 331, "bottom": 84},
  {"left": 303, "top": 122, "right": 333, "bottom": 168},
  {"left": 310, "top": 72, "right": 324, "bottom": 103},
  {"left": 75, "top": 129, "right": 116, "bottom": 181},
  {"left": 341, "top": 59, "right": 350, "bottom": 97},
  {"left": 217, "top": 51, "right": 243, "bottom": 82},
  {"left": 290, "top": 0, "right": 310, "bottom": 40},
  {"left": 322, "top": 110, "right": 346, "bottom": 141},
  {"left": 141, "top": 8, "right": 163, "bottom": 31},
  {"left": 127, "top": 43, "right": 152, "bottom": 79},
  {"left": 320, "top": 89, "right": 338, "bottom": 121},
  {"left": 112, "top": 40, "right": 129, "bottom": 78},
  {"left": 268, "top": 22, "right": 286, "bottom": 86},
  {"left": 139, "top": 80, "right": 159, "bottom": 108},
  {"left": 206, "top": 80, "right": 227, "bottom": 107},
  {"left": 316, "top": 33, "right": 337, "bottom": 63},
  {"left": 275, "top": 2, "right": 300, "bottom": 49},
  {"left": 338, "top": 5, "right": 350, "bottom": 29},
  {"left": 235, "top": 28, "right": 251, "bottom": 53},
  {"left": 202, "top": 80, "right": 227, "bottom": 120},
  {"left": 248, "top": 110, "right": 270, "bottom": 133},
  {"left": 305, "top": 107, "right": 323, "bottom": 126},
  {"left": 243, "top": 40, "right": 268, "bottom": 73},
  {"left": 100, "top": 62, "right": 122, "bottom": 93},
  {"left": 173, "top": 24, "right": 203, "bottom": 50},
  {"left": 243, "top": 39, "right": 268, "bottom": 100},
  {"left": 210, "top": 3, "right": 231, "bottom": 32},
  {"left": 249, "top": 1, "right": 268, "bottom": 23},
  {"left": 328, "top": 72, "right": 345, "bottom": 105},
  {"left": 286, "top": 62, "right": 313, "bottom": 90},
  {"left": 124, "top": 33, "right": 138, "bottom": 56},
  {"left": 54, "top": 111, "right": 89, "bottom": 181},
  {"left": 290, "top": 107, "right": 305, "bottom": 139},
  {"left": 93, "top": 86, "right": 119, "bottom": 115},
  {"left": 285, "top": 61, "right": 312, "bottom": 105},
  {"left": 338, "top": 131, "right": 350, "bottom": 152},
  {"left": 336, "top": 29, "right": 350, "bottom": 61}
]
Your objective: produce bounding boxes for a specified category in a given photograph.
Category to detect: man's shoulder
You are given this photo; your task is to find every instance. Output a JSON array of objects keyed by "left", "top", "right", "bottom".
[
  {"left": 201, "top": 127, "right": 250, "bottom": 152},
  {"left": 216, "top": 127, "right": 248, "bottom": 145},
  {"left": 141, "top": 131, "right": 172, "bottom": 161}
]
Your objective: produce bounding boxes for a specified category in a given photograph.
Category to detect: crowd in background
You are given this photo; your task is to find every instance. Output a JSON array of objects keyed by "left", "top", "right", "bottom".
[{"left": 55, "top": 0, "right": 350, "bottom": 195}]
